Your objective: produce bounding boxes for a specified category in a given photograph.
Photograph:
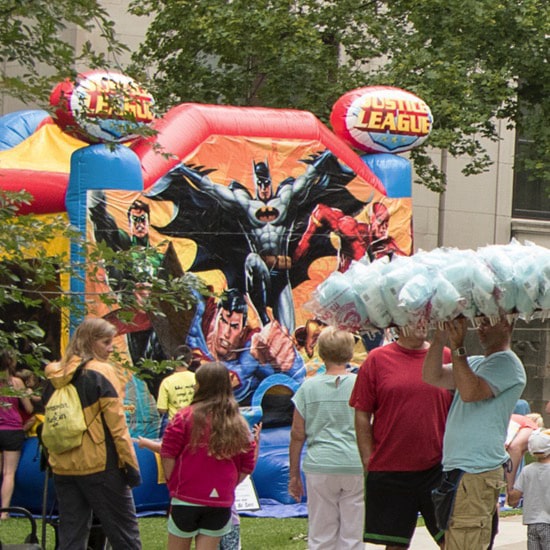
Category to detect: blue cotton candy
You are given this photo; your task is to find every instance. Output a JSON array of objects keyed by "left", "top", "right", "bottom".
[
  {"left": 379, "top": 261, "right": 417, "bottom": 326},
  {"left": 429, "top": 274, "right": 467, "bottom": 322},
  {"left": 477, "top": 244, "right": 517, "bottom": 312},
  {"left": 344, "top": 261, "right": 392, "bottom": 329}
]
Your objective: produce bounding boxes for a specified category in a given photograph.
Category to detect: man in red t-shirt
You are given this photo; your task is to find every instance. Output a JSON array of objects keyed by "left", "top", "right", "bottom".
[{"left": 349, "top": 324, "right": 452, "bottom": 549}]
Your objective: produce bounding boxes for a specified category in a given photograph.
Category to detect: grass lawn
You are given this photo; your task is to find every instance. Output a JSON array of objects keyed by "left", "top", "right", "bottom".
[
  {"left": 0, "top": 514, "right": 310, "bottom": 549},
  {"left": 0, "top": 510, "right": 522, "bottom": 549},
  {"left": 138, "top": 516, "right": 310, "bottom": 549}
]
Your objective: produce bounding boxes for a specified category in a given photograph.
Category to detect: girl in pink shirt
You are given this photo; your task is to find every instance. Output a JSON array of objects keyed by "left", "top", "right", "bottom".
[
  {"left": 0, "top": 349, "right": 33, "bottom": 519},
  {"left": 161, "top": 361, "right": 256, "bottom": 550}
]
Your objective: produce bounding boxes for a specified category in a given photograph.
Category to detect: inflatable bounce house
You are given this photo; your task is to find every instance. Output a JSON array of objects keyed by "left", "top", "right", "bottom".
[{"left": 0, "top": 71, "right": 432, "bottom": 516}]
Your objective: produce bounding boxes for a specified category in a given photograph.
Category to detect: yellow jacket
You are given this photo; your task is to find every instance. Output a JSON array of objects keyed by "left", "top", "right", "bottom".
[{"left": 42, "top": 356, "right": 140, "bottom": 481}]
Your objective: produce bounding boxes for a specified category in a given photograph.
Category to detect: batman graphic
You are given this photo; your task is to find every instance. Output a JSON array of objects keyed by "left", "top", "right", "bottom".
[{"left": 146, "top": 149, "right": 366, "bottom": 333}]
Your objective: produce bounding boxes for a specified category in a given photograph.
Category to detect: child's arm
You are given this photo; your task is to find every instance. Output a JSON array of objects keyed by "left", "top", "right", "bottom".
[
  {"left": 13, "top": 377, "right": 33, "bottom": 415},
  {"left": 161, "top": 456, "right": 175, "bottom": 481},
  {"left": 288, "top": 409, "right": 306, "bottom": 503},
  {"left": 135, "top": 436, "right": 162, "bottom": 453},
  {"left": 22, "top": 415, "right": 36, "bottom": 432},
  {"left": 236, "top": 423, "right": 263, "bottom": 485},
  {"left": 252, "top": 422, "right": 262, "bottom": 464}
]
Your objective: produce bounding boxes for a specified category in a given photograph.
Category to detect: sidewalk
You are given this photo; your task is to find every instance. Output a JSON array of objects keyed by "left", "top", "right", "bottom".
[{"left": 365, "top": 515, "right": 527, "bottom": 549}]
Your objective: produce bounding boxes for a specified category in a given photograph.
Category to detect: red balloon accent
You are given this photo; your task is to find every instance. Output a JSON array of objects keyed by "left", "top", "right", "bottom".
[
  {"left": 49, "top": 78, "right": 90, "bottom": 142},
  {"left": 49, "top": 70, "right": 155, "bottom": 144},
  {"left": 330, "top": 86, "right": 433, "bottom": 154}
]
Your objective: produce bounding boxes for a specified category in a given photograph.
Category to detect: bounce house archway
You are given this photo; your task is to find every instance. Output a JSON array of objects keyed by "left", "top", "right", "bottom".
[{"left": 0, "top": 75, "right": 420, "bottom": 516}]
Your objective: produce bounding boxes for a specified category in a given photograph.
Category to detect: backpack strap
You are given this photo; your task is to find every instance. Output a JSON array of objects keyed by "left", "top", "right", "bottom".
[
  {"left": 70, "top": 359, "right": 90, "bottom": 384},
  {"left": 71, "top": 359, "right": 106, "bottom": 431}
]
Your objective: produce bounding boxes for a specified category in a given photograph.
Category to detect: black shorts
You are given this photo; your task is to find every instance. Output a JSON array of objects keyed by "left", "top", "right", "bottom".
[
  {"left": 169, "top": 502, "right": 232, "bottom": 538},
  {"left": 0, "top": 430, "right": 25, "bottom": 452},
  {"left": 365, "top": 464, "right": 444, "bottom": 548}
]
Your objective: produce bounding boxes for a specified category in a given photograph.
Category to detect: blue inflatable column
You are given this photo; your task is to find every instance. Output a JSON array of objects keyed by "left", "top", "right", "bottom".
[
  {"left": 65, "top": 143, "right": 144, "bottom": 329},
  {"left": 65, "top": 144, "right": 163, "bottom": 442},
  {"left": 361, "top": 152, "right": 412, "bottom": 199}
]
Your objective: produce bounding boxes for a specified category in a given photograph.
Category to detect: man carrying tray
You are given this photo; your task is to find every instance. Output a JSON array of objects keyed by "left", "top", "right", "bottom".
[{"left": 423, "top": 315, "right": 526, "bottom": 550}]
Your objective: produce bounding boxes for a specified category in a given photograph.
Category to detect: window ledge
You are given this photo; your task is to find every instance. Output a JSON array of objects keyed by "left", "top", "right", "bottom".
[{"left": 511, "top": 218, "right": 550, "bottom": 245}]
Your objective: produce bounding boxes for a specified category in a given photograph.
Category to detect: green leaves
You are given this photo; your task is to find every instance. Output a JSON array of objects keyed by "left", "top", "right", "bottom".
[
  {"left": 0, "top": 191, "right": 211, "bottom": 380},
  {"left": 128, "top": 0, "right": 549, "bottom": 191},
  {"left": 0, "top": 0, "right": 128, "bottom": 102}
]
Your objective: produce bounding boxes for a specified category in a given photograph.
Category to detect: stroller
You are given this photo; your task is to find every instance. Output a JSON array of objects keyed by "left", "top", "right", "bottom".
[{"left": 0, "top": 506, "right": 42, "bottom": 549}]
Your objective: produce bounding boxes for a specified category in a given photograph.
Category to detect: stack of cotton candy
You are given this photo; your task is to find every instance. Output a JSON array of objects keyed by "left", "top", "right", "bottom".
[
  {"left": 404, "top": 247, "right": 499, "bottom": 321},
  {"left": 304, "top": 240, "right": 550, "bottom": 332},
  {"left": 399, "top": 248, "right": 462, "bottom": 323},
  {"left": 305, "top": 255, "right": 424, "bottom": 332},
  {"left": 398, "top": 248, "right": 463, "bottom": 323}
]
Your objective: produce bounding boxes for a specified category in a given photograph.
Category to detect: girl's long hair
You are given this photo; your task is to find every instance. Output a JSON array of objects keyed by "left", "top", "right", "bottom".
[
  {"left": 189, "top": 361, "right": 251, "bottom": 459},
  {"left": 0, "top": 349, "right": 17, "bottom": 375},
  {"left": 0, "top": 349, "right": 16, "bottom": 387},
  {"left": 61, "top": 318, "right": 117, "bottom": 367}
]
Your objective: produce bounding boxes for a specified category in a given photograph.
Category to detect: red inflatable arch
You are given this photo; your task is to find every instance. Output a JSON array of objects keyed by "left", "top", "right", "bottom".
[{"left": 0, "top": 102, "right": 386, "bottom": 217}]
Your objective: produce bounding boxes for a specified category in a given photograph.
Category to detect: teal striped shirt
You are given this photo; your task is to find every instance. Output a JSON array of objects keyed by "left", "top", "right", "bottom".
[{"left": 292, "top": 373, "right": 363, "bottom": 474}]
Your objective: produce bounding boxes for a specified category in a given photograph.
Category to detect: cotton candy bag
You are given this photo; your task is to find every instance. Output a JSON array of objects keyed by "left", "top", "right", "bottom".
[
  {"left": 477, "top": 244, "right": 517, "bottom": 312},
  {"left": 470, "top": 254, "right": 499, "bottom": 317},
  {"left": 428, "top": 274, "right": 467, "bottom": 323},
  {"left": 343, "top": 260, "right": 392, "bottom": 329},
  {"left": 524, "top": 241, "right": 550, "bottom": 310},
  {"left": 439, "top": 250, "right": 477, "bottom": 319},
  {"left": 379, "top": 257, "right": 419, "bottom": 326}
]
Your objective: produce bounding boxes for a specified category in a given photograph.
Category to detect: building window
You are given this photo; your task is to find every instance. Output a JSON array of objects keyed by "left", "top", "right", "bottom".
[{"left": 512, "top": 105, "right": 550, "bottom": 220}]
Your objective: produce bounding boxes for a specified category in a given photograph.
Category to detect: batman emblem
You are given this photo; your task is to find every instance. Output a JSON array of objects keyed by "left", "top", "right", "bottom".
[{"left": 256, "top": 206, "right": 279, "bottom": 222}]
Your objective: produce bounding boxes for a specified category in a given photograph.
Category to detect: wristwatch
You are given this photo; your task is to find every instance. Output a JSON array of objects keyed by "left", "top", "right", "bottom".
[{"left": 453, "top": 346, "right": 467, "bottom": 357}]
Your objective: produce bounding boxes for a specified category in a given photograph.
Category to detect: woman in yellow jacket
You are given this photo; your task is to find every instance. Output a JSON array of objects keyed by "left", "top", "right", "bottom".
[{"left": 42, "top": 318, "right": 142, "bottom": 550}]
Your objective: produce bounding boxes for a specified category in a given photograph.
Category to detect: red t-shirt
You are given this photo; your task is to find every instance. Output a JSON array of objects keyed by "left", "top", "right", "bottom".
[{"left": 350, "top": 342, "right": 452, "bottom": 471}]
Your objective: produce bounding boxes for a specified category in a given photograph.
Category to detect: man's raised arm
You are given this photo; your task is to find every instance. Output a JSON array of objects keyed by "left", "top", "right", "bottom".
[{"left": 423, "top": 326, "right": 456, "bottom": 390}]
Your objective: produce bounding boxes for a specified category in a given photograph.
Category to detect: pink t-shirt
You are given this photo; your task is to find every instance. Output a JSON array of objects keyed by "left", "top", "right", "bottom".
[
  {"left": 0, "top": 394, "right": 24, "bottom": 431},
  {"left": 350, "top": 342, "right": 452, "bottom": 471},
  {"left": 161, "top": 407, "right": 256, "bottom": 507}
]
